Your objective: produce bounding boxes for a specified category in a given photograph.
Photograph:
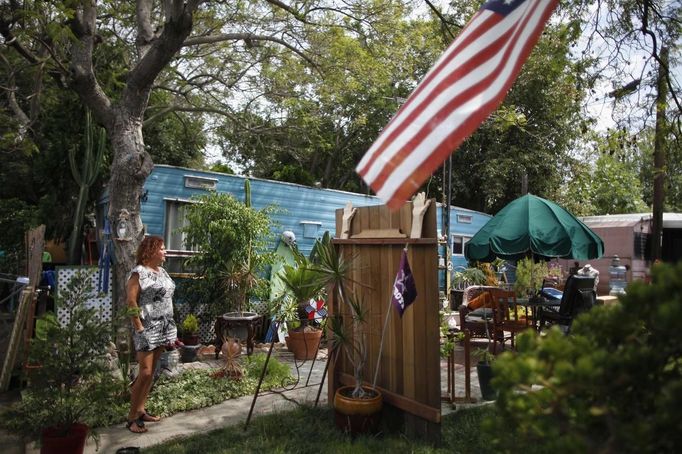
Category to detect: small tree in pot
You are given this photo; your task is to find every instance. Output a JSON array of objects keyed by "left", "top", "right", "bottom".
[
  {"left": 311, "top": 233, "right": 383, "bottom": 433},
  {"left": 5, "top": 271, "right": 119, "bottom": 452}
]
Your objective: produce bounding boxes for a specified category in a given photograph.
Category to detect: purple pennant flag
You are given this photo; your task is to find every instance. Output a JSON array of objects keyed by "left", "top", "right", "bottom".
[{"left": 391, "top": 249, "right": 417, "bottom": 317}]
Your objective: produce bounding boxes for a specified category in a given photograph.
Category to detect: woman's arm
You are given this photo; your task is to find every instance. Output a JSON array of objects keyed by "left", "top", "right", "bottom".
[{"left": 127, "top": 273, "right": 144, "bottom": 333}]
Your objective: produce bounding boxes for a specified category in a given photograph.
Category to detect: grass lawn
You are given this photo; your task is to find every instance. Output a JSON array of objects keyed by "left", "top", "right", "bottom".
[{"left": 144, "top": 404, "right": 496, "bottom": 454}]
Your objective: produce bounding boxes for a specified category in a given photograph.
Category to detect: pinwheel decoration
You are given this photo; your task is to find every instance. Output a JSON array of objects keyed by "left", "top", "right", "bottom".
[{"left": 305, "top": 298, "right": 327, "bottom": 321}]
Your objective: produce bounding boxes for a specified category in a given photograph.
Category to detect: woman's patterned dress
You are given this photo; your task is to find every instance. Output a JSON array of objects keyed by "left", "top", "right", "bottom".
[{"left": 128, "top": 265, "right": 177, "bottom": 352}]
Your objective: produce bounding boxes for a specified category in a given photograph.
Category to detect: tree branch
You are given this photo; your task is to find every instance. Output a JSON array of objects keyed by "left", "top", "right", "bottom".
[
  {"left": 183, "top": 32, "right": 319, "bottom": 71},
  {"left": 144, "top": 104, "right": 236, "bottom": 125},
  {"left": 122, "top": 0, "right": 197, "bottom": 118},
  {"left": 69, "top": 0, "right": 113, "bottom": 127}
]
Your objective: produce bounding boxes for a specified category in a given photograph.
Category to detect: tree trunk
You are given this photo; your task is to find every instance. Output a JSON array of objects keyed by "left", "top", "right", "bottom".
[{"left": 108, "top": 111, "right": 154, "bottom": 313}]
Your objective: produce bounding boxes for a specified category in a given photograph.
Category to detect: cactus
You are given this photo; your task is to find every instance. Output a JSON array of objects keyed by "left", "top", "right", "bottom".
[
  {"left": 67, "top": 110, "right": 106, "bottom": 264},
  {"left": 244, "top": 178, "right": 251, "bottom": 208}
]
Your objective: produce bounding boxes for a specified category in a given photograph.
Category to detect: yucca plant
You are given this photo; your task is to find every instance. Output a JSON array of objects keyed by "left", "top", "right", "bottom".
[{"left": 309, "top": 233, "right": 373, "bottom": 399}]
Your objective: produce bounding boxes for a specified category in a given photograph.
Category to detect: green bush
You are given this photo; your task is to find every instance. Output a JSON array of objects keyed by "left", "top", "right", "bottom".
[
  {"left": 513, "top": 257, "right": 548, "bottom": 297},
  {"left": 182, "top": 192, "right": 276, "bottom": 317},
  {"left": 485, "top": 261, "right": 682, "bottom": 453}
]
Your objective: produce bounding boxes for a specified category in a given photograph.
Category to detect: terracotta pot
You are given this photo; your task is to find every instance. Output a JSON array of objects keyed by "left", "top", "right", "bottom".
[
  {"left": 41, "top": 423, "right": 88, "bottom": 454},
  {"left": 285, "top": 329, "right": 322, "bottom": 360},
  {"left": 333, "top": 386, "right": 383, "bottom": 434}
]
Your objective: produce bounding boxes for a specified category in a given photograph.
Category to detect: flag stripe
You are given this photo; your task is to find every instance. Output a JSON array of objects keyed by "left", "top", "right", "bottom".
[
  {"left": 381, "top": 4, "right": 552, "bottom": 206},
  {"left": 381, "top": 2, "right": 554, "bottom": 207},
  {"left": 356, "top": 0, "right": 558, "bottom": 209},
  {"left": 359, "top": 1, "right": 541, "bottom": 185},
  {"left": 357, "top": 10, "right": 509, "bottom": 174},
  {"left": 367, "top": 1, "right": 544, "bottom": 192}
]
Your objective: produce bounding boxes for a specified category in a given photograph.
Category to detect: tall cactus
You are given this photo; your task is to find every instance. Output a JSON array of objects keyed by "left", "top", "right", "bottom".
[
  {"left": 67, "top": 110, "right": 106, "bottom": 264},
  {"left": 244, "top": 178, "right": 251, "bottom": 208}
]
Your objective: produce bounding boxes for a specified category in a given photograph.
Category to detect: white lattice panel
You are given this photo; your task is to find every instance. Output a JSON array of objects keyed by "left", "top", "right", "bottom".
[{"left": 56, "top": 266, "right": 112, "bottom": 326}]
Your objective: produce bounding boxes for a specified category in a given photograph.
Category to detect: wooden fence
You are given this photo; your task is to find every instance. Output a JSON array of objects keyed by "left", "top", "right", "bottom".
[{"left": 328, "top": 200, "right": 440, "bottom": 437}]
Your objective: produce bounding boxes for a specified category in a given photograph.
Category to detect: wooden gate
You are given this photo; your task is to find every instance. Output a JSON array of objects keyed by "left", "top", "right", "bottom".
[{"left": 328, "top": 200, "right": 440, "bottom": 437}]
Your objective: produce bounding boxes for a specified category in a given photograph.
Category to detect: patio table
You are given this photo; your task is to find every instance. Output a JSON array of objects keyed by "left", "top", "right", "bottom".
[{"left": 513, "top": 297, "right": 561, "bottom": 331}]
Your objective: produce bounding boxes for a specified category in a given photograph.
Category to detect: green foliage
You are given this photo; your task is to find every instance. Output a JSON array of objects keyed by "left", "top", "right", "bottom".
[
  {"left": 485, "top": 261, "right": 682, "bottom": 453},
  {"left": 181, "top": 314, "right": 199, "bottom": 334},
  {"left": 451, "top": 267, "right": 487, "bottom": 290},
  {"left": 3, "top": 271, "right": 119, "bottom": 439},
  {"left": 215, "top": 4, "right": 441, "bottom": 192},
  {"left": 208, "top": 162, "right": 235, "bottom": 175},
  {"left": 145, "top": 354, "right": 293, "bottom": 417},
  {"left": 271, "top": 165, "right": 316, "bottom": 186},
  {"left": 1, "top": 352, "right": 293, "bottom": 435},
  {"left": 0, "top": 198, "right": 37, "bottom": 273},
  {"left": 513, "top": 258, "right": 548, "bottom": 298},
  {"left": 182, "top": 192, "right": 276, "bottom": 316}
]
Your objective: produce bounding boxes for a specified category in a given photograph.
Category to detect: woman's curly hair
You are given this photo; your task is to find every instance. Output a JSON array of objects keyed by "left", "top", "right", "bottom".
[{"left": 136, "top": 236, "right": 164, "bottom": 266}]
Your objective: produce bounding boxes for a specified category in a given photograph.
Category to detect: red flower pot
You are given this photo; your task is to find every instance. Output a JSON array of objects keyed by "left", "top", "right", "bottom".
[{"left": 41, "top": 423, "right": 88, "bottom": 454}]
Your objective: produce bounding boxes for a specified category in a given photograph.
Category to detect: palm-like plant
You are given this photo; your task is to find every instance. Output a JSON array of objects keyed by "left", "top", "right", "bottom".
[
  {"left": 310, "top": 233, "right": 372, "bottom": 399},
  {"left": 279, "top": 260, "right": 326, "bottom": 329}
]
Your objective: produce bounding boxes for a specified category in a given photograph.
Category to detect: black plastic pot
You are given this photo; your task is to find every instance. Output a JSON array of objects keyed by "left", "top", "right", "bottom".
[
  {"left": 180, "top": 344, "right": 201, "bottom": 363},
  {"left": 476, "top": 361, "right": 497, "bottom": 401}
]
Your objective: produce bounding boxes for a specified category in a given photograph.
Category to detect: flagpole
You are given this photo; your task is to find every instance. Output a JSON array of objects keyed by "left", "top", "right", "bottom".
[{"left": 372, "top": 245, "right": 407, "bottom": 389}]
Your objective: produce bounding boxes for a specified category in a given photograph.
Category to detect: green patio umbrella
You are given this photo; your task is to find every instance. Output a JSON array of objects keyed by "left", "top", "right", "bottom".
[{"left": 464, "top": 194, "right": 604, "bottom": 262}]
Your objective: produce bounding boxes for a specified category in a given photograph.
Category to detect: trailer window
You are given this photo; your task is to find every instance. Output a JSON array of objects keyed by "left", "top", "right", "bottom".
[{"left": 451, "top": 235, "right": 471, "bottom": 256}]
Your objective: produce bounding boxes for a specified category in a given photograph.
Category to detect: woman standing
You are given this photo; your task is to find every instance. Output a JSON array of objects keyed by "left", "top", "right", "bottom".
[{"left": 126, "top": 236, "right": 177, "bottom": 433}]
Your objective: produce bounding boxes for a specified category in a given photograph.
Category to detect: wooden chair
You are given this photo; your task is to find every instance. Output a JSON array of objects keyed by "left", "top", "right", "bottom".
[
  {"left": 488, "top": 288, "right": 532, "bottom": 353},
  {"left": 458, "top": 285, "right": 500, "bottom": 341}
]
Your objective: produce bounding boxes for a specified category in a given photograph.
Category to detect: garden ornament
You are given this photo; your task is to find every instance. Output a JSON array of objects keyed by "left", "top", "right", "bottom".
[
  {"left": 217, "top": 336, "right": 243, "bottom": 379},
  {"left": 282, "top": 230, "right": 296, "bottom": 248},
  {"left": 341, "top": 201, "right": 357, "bottom": 239},
  {"left": 410, "top": 192, "right": 432, "bottom": 239}
]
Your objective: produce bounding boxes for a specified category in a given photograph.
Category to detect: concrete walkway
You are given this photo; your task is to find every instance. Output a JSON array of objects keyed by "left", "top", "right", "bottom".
[{"left": 9, "top": 341, "right": 485, "bottom": 454}]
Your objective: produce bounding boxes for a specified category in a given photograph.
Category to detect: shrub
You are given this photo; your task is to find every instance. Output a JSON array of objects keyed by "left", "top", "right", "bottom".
[
  {"left": 2, "top": 271, "right": 120, "bottom": 440},
  {"left": 182, "top": 314, "right": 199, "bottom": 334},
  {"left": 485, "top": 261, "right": 682, "bottom": 453}
]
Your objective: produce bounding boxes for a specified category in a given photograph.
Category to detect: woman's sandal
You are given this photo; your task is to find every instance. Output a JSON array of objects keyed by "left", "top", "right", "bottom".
[
  {"left": 140, "top": 412, "right": 160, "bottom": 423},
  {"left": 125, "top": 418, "right": 147, "bottom": 433}
]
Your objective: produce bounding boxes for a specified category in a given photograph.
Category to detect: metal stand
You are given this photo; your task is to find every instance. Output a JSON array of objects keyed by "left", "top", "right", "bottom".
[{"left": 244, "top": 321, "right": 331, "bottom": 430}]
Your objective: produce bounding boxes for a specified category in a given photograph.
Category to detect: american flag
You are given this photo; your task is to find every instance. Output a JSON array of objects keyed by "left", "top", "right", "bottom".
[{"left": 356, "top": 0, "right": 559, "bottom": 209}]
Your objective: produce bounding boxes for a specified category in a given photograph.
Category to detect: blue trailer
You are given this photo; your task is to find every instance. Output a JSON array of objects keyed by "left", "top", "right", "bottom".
[{"left": 99, "top": 164, "right": 491, "bottom": 279}]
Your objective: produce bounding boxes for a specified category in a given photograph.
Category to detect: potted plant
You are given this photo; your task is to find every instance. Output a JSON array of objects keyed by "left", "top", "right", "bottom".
[
  {"left": 180, "top": 313, "right": 202, "bottom": 363},
  {"left": 311, "top": 233, "right": 383, "bottom": 434},
  {"left": 181, "top": 190, "right": 275, "bottom": 349},
  {"left": 450, "top": 266, "right": 487, "bottom": 309},
  {"left": 277, "top": 254, "right": 327, "bottom": 360},
  {"left": 513, "top": 257, "right": 549, "bottom": 299},
  {"left": 6, "top": 270, "right": 118, "bottom": 452},
  {"left": 476, "top": 303, "right": 497, "bottom": 401},
  {"left": 181, "top": 313, "right": 200, "bottom": 345}
]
